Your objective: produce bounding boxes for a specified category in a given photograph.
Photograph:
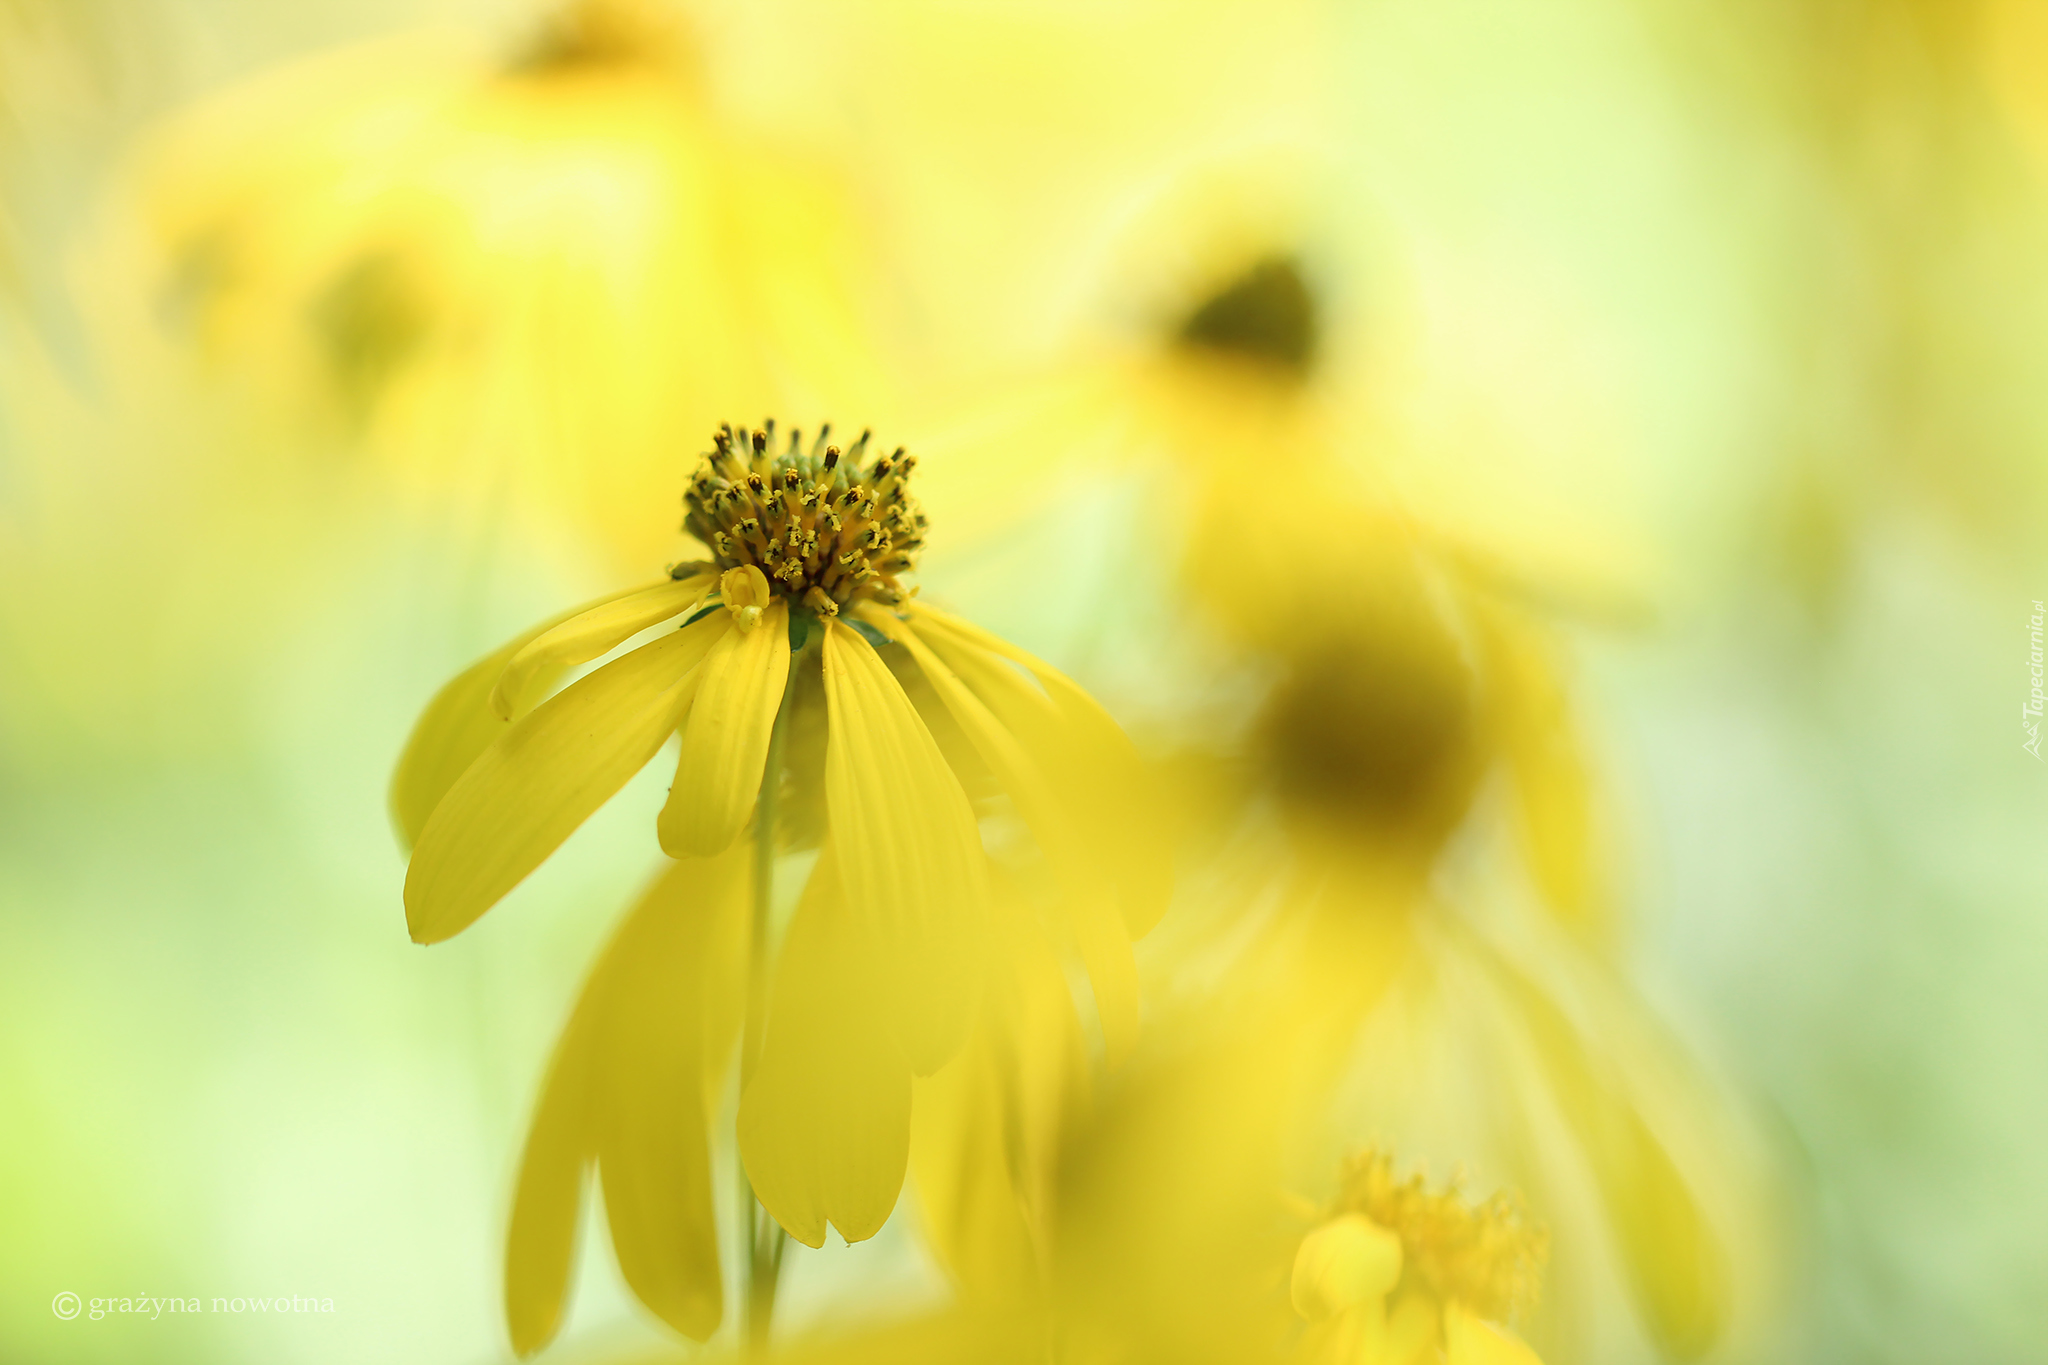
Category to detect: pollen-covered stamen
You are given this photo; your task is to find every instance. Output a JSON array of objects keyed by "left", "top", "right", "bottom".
[
  {"left": 1326, "top": 1148, "right": 1548, "bottom": 1324},
  {"left": 681, "top": 419, "right": 925, "bottom": 617}
]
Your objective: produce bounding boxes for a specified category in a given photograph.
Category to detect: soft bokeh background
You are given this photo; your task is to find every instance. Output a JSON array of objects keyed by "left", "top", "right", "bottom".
[{"left": 4, "top": 1, "right": 2045, "bottom": 1362}]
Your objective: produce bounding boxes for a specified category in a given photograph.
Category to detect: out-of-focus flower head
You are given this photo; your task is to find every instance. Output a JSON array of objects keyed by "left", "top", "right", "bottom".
[
  {"left": 847, "top": 126, "right": 1767, "bottom": 1356},
  {"left": 390, "top": 420, "right": 1168, "bottom": 1353},
  {"left": 1291, "top": 1149, "right": 1548, "bottom": 1365},
  {"left": 1152, "top": 465, "right": 1778, "bottom": 1361},
  {"left": 134, "top": 0, "right": 888, "bottom": 570},
  {"left": 736, "top": 1030, "right": 1549, "bottom": 1365}
]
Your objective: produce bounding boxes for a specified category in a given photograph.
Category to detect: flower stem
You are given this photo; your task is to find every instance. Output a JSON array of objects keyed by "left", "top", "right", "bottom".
[{"left": 738, "top": 653, "right": 799, "bottom": 1359}]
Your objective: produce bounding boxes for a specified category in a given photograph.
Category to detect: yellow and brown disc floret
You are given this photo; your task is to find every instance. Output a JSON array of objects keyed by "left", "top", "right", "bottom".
[{"left": 679, "top": 420, "right": 927, "bottom": 619}]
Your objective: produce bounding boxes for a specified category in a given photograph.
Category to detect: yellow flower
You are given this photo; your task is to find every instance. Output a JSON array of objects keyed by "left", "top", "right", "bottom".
[
  {"left": 391, "top": 419, "right": 1164, "bottom": 1353},
  {"left": 748, "top": 1038, "right": 1544, "bottom": 1365},
  {"left": 1291, "top": 1150, "right": 1548, "bottom": 1365},
  {"left": 889, "top": 169, "right": 1761, "bottom": 1350},
  {"left": 1148, "top": 496, "right": 1767, "bottom": 1361},
  {"left": 135, "top": 0, "right": 887, "bottom": 571}
]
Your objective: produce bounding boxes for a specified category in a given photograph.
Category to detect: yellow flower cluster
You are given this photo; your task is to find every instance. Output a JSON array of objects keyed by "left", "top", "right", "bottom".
[{"left": 1, "top": 1, "right": 1792, "bottom": 1361}]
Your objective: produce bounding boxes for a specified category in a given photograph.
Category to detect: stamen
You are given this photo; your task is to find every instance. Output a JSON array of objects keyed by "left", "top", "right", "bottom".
[
  {"left": 1328, "top": 1149, "right": 1547, "bottom": 1324},
  {"left": 682, "top": 420, "right": 927, "bottom": 617}
]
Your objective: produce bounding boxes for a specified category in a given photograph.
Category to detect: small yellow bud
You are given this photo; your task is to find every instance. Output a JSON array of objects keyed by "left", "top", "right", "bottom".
[
  {"left": 1291, "top": 1213, "right": 1403, "bottom": 1322},
  {"left": 721, "top": 564, "right": 771, "bottom": 633}
]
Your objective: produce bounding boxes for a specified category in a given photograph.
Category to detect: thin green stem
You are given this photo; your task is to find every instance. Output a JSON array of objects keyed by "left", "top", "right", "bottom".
[{"left": 738, "top": 644, "right": 801, "bottom": 1359}]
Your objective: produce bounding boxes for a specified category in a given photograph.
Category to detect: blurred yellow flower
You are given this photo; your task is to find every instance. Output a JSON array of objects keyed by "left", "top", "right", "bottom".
[
  {"left": 1292, "top": 1150, "right": 1547, "bottom": 1365},
  {"left": 775, "top": 1037, "right": 1550, "bottom": 1365},
  {"left": 135, "top": 0, "right": 887, "bottom": 571},
  {"left": 867, "top": 154, "right": 1681, "bottom": 1346},
  {"left": 391, "top": 420, "right": 1165, "bottom": 1352},
  {"left": 1156, "top": 497, "right": 1758, "bottom": 1360}
]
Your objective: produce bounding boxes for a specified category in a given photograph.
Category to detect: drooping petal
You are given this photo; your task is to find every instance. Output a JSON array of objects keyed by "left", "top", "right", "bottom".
[
  {"left": 1495, "top": 958, "right": 1728, "bottom": 1358},
  {"left": 593, "top": 846, "right": 750, "bottom": 1343},
  {"left": 910, "top": 603, "right": 1171, "bottom": 938},
  {"left": 504, "top": 992, "right": 592, "bottom": 1358},
  {"left": 696, "top": 851, "right": 755, "bottom": 1115},
  {"left": 491, "top": 573, "right": 715, "bottom": 720},
  {"left": 1444, "top": 1303, "right": 1545, "bottom": 1365},
  {"left": 659, "top": 600, "right": 790, "bottom": 857},
  {"left": 404, "top": 615, "right": 726, "bottom": 943},
  {"left": 821, "top": 620, "right": 988, "bottom": 1073},
  {"left": 911, "top": 882, "right": 1086, "bottom": 1302},
  {"left": 502, "top": 850, "right": 751, "bottom": 1356},
  {"left": 391, "top": 586, "right": 639, "bottom": 851},
  {"left": 738, "top": 849, "right": 912, "bottom": 1248},
  {"left": 1290, "top": 1214, "right": 1402, "bottom": 1322},
  {"left": 1472, "top": 598, "right": 1606, "bottom": 937},
  {"left": 910, "top": 1039, "right": 1035, "bottom": 1296},
  {"left": 863, "top": 605, "right": 1138, "bottom": 1063}
]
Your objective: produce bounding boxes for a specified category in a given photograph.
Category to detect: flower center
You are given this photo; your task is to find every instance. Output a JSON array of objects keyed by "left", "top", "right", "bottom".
[
  {"left": 680, "top": 421, "right": 927, "bottom": 618},
  {"left": 1176, "top": 254, "right": 1319, "bottom": 375},
  {"left": 1332, "top": 1149, "right": 1547, "bottom": 1323}
]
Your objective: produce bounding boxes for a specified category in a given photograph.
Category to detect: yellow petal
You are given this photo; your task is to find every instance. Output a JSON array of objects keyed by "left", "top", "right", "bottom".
[
  {"left": 1472, "top": 598, "right": 1606, "bottom": 937},
  {"left": 390, "top": 587, "right": 637, "bottom": 852},
  {"left": 910, "top": 603, "right": 1171, "bottom": 938},
  {"left": 490, "top": 573, "right": 714, "bottom": 720},
  {"left": 1499, "top": 962, "right": 1728, "bottom": 1357},
  {"left": 695, "top": 855, "right": 755, "bottom": 1116},
  {"left": 864, "top": 605, "right": 1139, "bottom": 1063},
  {"left": 1382, "top": 1290, "right": 1445, "bottom": 1364},
  {"left": 659, "top": 600, "right": 790, "bottom": 857},
  {"left": 738, "top": 849, "right": 912, "bottom": 1248},
  {"left": 504, "top": 990, "right": 592, "bottom": 1359},
  {"left": 910, "top": 1043, "right": 1035, "bottom": 1297},
  {"left": 593, "top": 848, "right": 750, "bottom": 1343},
  {"left": 911, "top": 883, "right": 1086, "bottom": 1301},
  {"left": 404, "top": 615, "right": 725, "bottom": 943},
  {"left": 502, "top": 850, "right": 750, "bottom": 1354},
  {"left": 1444, "top": 1303, "right": 1544, "bottom": 1365},
  {"left": 821, "top": 620, "right": 988, "bottom": 1073},
  {"left": 1290, "top": 1213, "right": 1403, "bottom": 1322}
]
